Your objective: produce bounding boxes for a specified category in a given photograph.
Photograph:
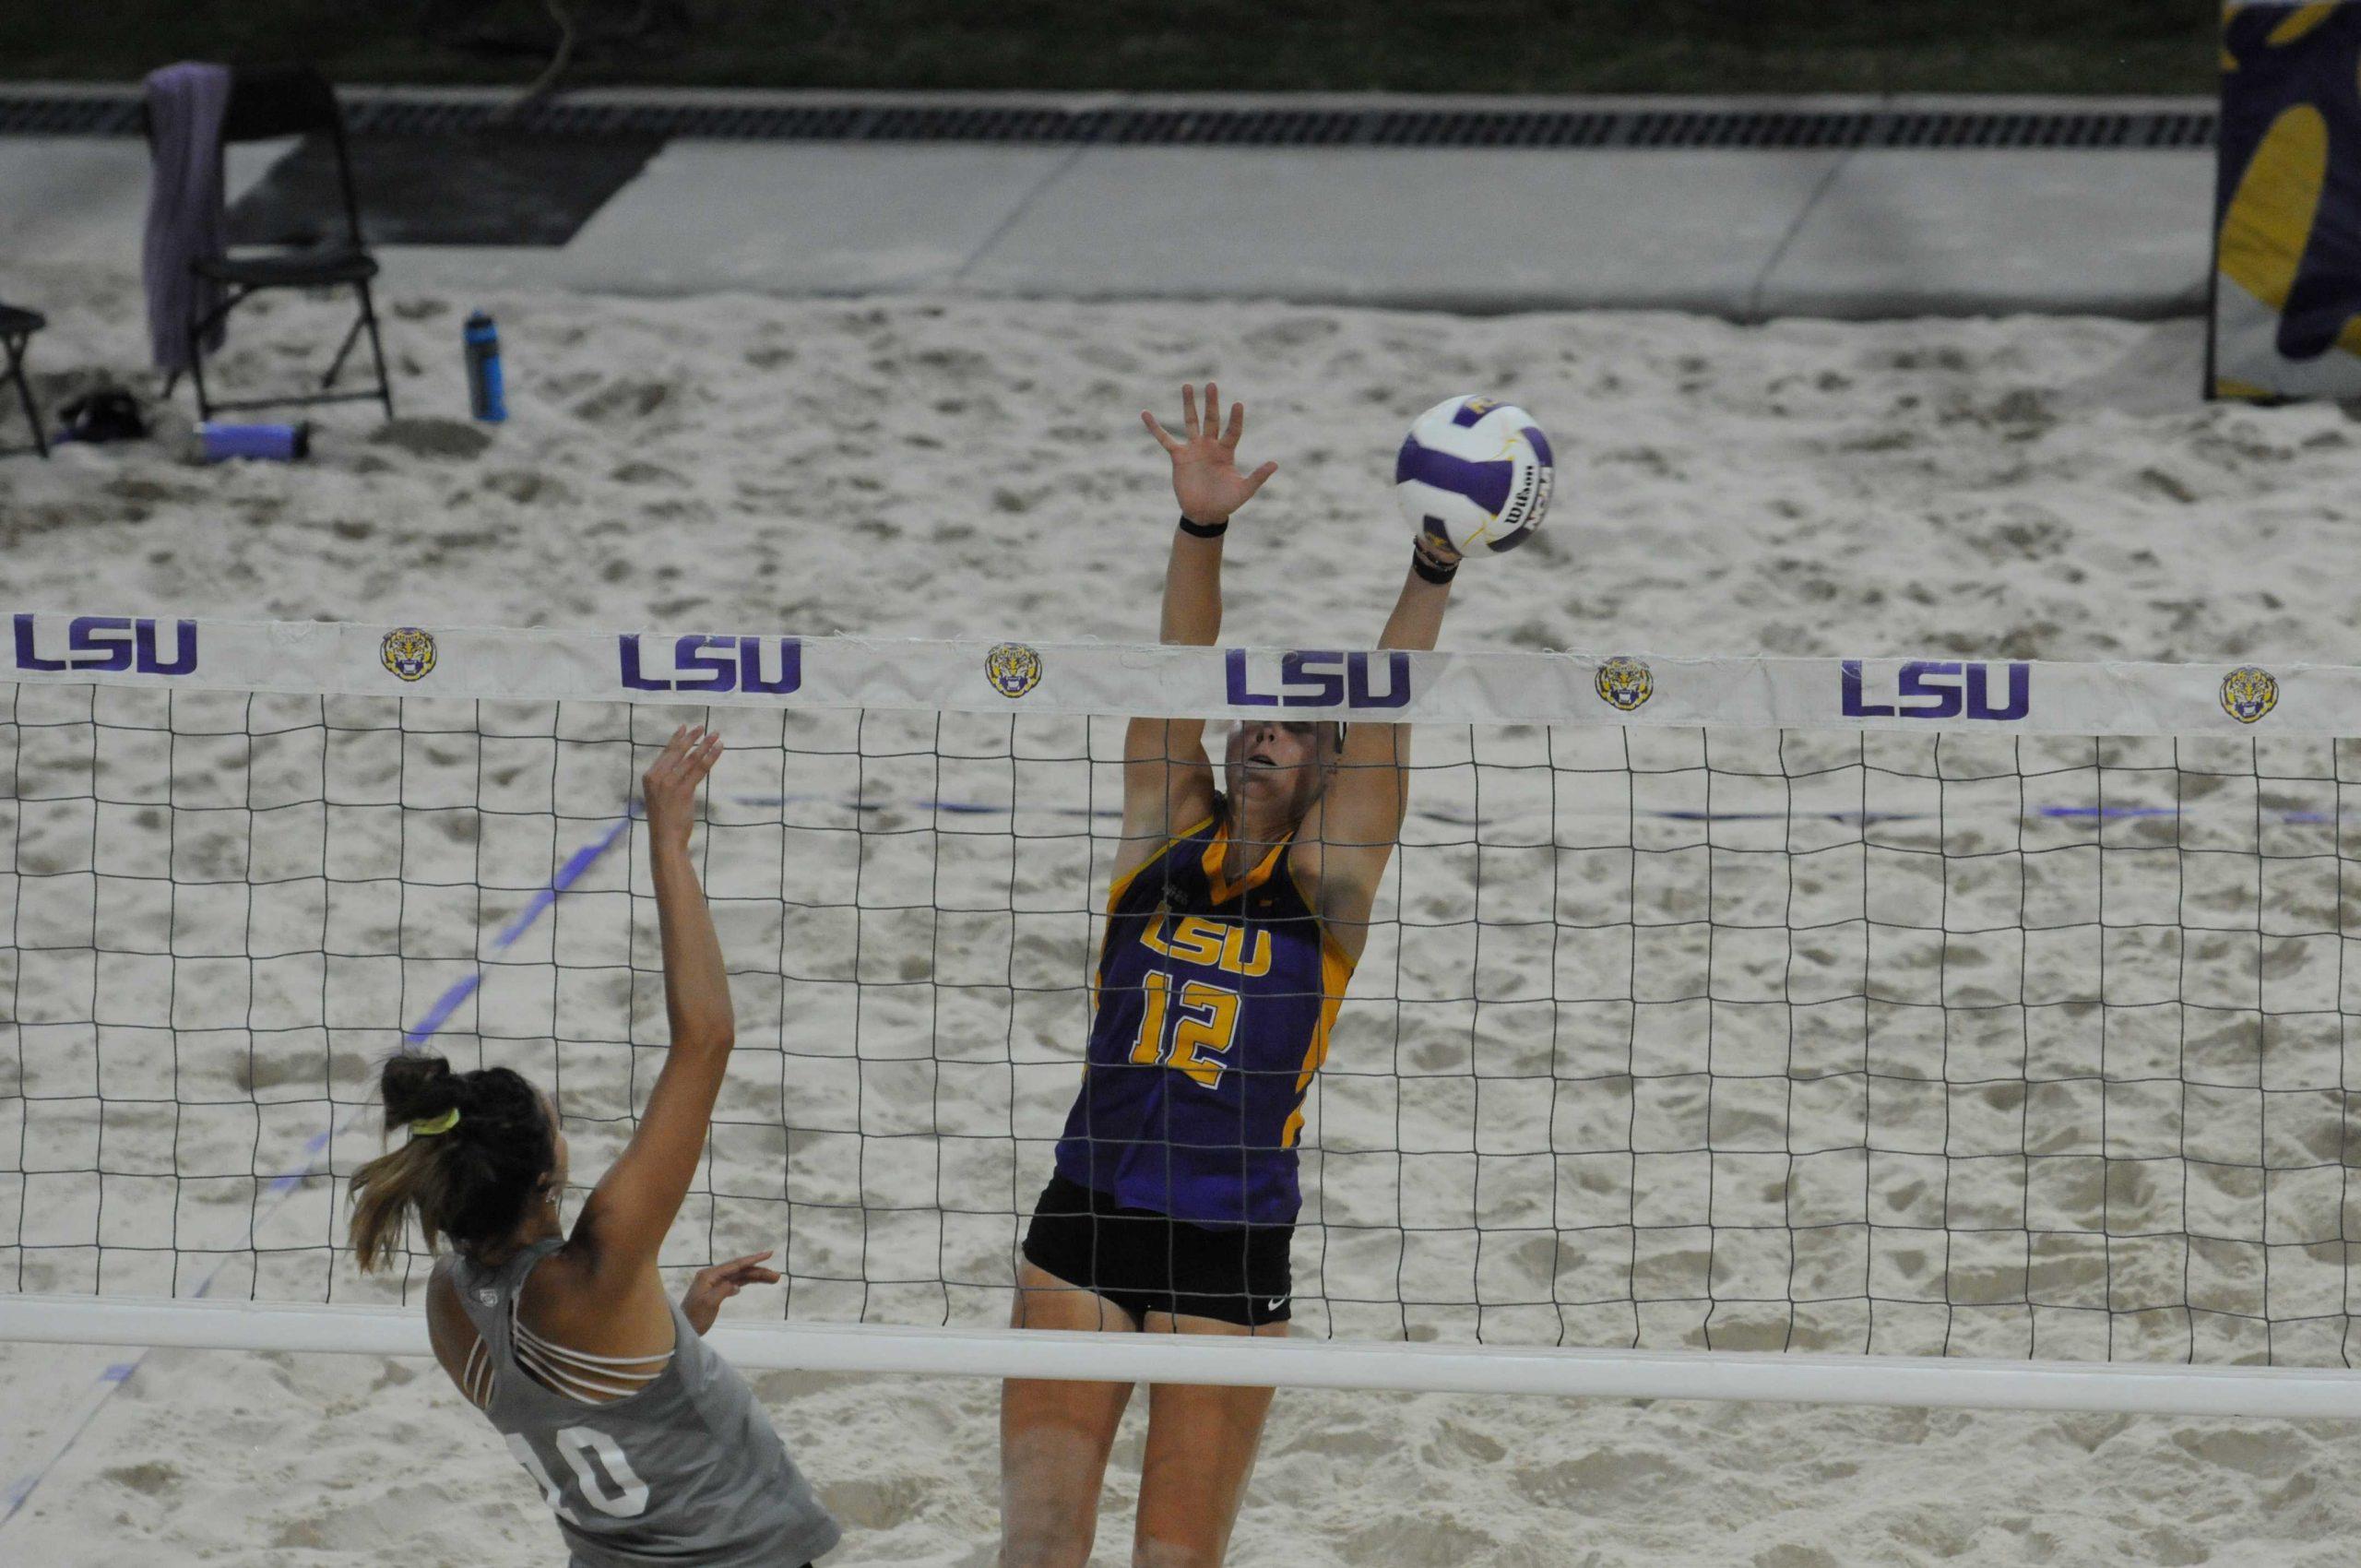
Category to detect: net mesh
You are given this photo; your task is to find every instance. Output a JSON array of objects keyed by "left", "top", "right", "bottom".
[{"left": 5, "top": 678, "right": 2358, "bottom": 1366}]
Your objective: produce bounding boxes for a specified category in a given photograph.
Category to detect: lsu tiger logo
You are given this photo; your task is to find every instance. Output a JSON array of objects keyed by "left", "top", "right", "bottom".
[
  {"left": 985, "top": 642, "right": 1043, "bottom": 699},
  {"left": 2220, "top": 665, "right": 2278, "bottom": 725},
  {"left": 1595, "top": 656, "right": 1654, "bottom": 713},
  {"left": 381, "top": 627, "right": 438, "bottom": 683}
]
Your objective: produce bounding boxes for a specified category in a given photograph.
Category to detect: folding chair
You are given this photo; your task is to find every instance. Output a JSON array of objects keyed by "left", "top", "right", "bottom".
[
  {"left": 0, "top": 303, "right": 47, "bottom": 457},
  {"left": 163, "top": 65, "right": 394, "bottom": 422}
]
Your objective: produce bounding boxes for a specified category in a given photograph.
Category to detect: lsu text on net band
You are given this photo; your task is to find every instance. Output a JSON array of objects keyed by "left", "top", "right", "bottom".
[{"left": 5, "top": 612, "right": 2361, "bottom": 1419}]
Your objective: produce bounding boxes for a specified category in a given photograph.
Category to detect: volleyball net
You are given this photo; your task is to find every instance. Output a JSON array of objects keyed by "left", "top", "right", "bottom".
[{"left": 5, "top": 613, "right": 2360, "bottom": 1416}]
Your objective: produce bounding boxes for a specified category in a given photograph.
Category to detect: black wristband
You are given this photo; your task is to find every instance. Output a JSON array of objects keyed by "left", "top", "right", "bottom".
[
  {"left": 1177, "top": 513, "right": 1229, "bottom": 539},
  {"left": 1411, "top": 542, "right": 1459, "bottom": 585}
]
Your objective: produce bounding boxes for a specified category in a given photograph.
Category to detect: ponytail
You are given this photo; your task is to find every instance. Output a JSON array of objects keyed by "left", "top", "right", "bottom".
[{"left": 349, "top": 1053, "right": 556, "bottom": 1272}]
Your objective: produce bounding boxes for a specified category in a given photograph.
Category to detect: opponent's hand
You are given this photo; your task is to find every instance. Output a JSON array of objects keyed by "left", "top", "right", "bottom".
[
  {"left": 642, "top": 724, "right": 722, "bottom": 852},
  {"left": 682, "top": 1250, "right": 780, "bottom": 1335},
  {"left": 1142, "top": 382, "right": 1278, "bottom": 528}
]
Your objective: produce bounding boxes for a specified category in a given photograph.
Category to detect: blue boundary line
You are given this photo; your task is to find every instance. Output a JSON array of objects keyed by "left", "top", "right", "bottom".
[
  {"left": 733, "top": 792, "right": 2338, "bottom": 827},
  {"left": 0, "top": 810, "right": 636, "bottom": 1530}
]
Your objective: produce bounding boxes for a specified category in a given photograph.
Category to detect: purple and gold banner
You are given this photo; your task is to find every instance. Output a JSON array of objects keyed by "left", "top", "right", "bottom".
[{"left": 2213, "top": 2, "right": 2361, "bottom": 397}]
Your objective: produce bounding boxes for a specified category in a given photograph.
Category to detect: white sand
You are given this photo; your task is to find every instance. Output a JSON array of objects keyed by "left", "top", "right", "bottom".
[{"left": 6, "top": 277, "right": 2361, "bottom": 1565}]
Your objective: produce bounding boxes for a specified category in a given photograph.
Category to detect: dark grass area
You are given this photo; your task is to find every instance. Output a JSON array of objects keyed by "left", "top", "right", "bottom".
[
  {"left": 227, "top": 133, "right": 663, "bottom": 246},
  {"left": 9, "top": 2, "right": 2216, "bottom": 97}
]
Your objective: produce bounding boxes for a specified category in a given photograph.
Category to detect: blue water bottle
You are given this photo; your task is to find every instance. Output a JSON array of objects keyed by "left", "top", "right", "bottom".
[{"left": 464, "top": 311, "right": 506, "bottom": 422}]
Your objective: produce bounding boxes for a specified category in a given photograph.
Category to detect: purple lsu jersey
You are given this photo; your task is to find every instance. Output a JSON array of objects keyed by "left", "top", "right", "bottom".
[{"left": 1054, "top": 806, "right": 1352, "bottom": 1227}]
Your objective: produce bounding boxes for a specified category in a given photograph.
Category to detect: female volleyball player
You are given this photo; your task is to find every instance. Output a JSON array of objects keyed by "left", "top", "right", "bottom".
[
  {"left": 350, "top": 724, "right": 840, "bottom": 1568},
  {"left": 1001, "top": 386, "right": 1460, "bottom": 1568}
]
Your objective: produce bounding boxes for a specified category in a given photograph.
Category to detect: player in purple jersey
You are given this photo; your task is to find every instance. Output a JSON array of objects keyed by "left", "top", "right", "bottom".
[{"left": 999, "top": 385, "right": 1465, "bottom": 1568}]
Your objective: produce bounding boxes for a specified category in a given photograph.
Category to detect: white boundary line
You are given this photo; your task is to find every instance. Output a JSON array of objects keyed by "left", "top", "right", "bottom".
[{"left": 6, "top": 1297, "right": 2361, "bottom": 1420}]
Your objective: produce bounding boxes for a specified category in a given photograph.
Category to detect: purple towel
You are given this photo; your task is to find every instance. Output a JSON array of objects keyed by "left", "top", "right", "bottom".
[{"left": 142, "top": 62, "right": 231, "bottom": 376}]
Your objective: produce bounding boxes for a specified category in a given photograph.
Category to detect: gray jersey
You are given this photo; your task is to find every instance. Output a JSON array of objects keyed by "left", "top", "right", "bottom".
[{"left": 452, "top": 1238, "right": 840, "bottom": 1568}]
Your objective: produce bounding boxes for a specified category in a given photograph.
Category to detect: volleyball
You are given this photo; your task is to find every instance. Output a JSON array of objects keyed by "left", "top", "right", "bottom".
[{"left": 1393, "top": 394, "right": 1555, "bottom": 557}]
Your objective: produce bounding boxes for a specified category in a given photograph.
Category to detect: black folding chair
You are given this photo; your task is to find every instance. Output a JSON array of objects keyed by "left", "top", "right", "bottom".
[
  {"left": 162, "top": 65, "right": 394, "bottom": 422},
  {"left": 0, "top": 303, "right": 47, "bottom": 457}
]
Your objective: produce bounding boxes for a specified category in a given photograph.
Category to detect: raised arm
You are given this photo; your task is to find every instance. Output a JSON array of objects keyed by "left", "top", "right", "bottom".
[
  {"left": 569, "top": 724, "right": 732, "bottom": 1278},
  {"left": 1114, "top": 384, "right": 1279, "bottom": 881},
  {"left": 1295, "top": 536, "right": 1459, "bottom": 955}
]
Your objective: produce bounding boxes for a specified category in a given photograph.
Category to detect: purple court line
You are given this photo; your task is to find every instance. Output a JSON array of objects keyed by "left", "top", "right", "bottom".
[
  {"left": 733, "top": 793, "right": 2340, "bottom": 828},
  {"left": 733, "top": 791, "right": 1123, "bottom": 819},
  {"left": 399, "top": 812, "right": 637, "bottom": 1047},
  {"left": 1, "top": 810, "right": 636, "bottom": 1531}
]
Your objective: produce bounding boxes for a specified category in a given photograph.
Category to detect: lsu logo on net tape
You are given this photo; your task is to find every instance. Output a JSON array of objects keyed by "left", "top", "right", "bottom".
[
  {"left": 986, "top": 642, "right": 1043, "bottom": 699},
  {"left": 1595, "top": 656, "right": 1654, "bottom": 713},
  {"left": 2220, "top": 666, "right": 2278, "bottom": 725},
  {"left": 9, "top": 613, "right": 198, "bottom": 676},
  {"left": 381, "top": 627, "right": 439, "bottom": 683}
]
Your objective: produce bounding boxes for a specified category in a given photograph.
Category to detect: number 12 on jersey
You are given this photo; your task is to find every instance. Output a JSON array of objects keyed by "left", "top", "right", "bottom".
[{"left": 1127, "top": 969, "right": 1241, "bottom": 1089}]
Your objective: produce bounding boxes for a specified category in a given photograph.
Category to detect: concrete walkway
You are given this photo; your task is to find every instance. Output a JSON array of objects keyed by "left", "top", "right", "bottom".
[{"left": 0, "top": 89, "right": 2216, "bottom": 317}]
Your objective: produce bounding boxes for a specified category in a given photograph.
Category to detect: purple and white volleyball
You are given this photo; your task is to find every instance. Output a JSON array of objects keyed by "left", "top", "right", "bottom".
[{"left": 1393, "top": 395, "right": 1555, "bottom": 556}]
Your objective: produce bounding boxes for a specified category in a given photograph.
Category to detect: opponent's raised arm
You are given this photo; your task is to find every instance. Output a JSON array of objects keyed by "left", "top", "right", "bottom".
[
  {"left": 1299, "top": 534, "right": 1460, "bottom": 939},
  {"left": 572, "top": 724, "right": 733, "bottom": 1277},
  {"left": 1118, "top": 385, "right": 1279, "bottom": 861}
]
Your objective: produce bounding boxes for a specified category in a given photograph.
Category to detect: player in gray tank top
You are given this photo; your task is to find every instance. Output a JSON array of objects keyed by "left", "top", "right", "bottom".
[
  {"left": 349, "top": 725, "right": 839, "bottom": 1567},
  {"left": 445, "top": 1237, "right": 834, "bottom": 1567}
]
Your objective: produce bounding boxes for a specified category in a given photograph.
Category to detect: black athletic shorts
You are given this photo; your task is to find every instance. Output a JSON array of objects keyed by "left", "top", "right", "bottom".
[{"left": 1020, "top": 1173, "right": 1293, "bottom": 1328}]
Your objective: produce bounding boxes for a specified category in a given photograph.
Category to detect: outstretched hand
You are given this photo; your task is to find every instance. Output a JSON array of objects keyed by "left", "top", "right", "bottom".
[
  {"left": 682, "top": 1250, "right": 780, "bottom": 1335},
  {"left": 642, "top": 724, "right": 722, "bottom": 851},
  {"left": 1142, "top": 382, "right": 1278, "bottom": 527}
]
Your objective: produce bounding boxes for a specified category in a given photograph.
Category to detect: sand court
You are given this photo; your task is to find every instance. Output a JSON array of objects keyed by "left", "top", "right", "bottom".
[{"left": 6, "top": 276, "right": 2361, "bottom": 1563}]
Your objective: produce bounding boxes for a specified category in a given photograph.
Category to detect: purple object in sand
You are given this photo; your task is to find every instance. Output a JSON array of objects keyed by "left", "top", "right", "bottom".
[{"left": 197, "top": 422, "right": 310, "bottom": 461}]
